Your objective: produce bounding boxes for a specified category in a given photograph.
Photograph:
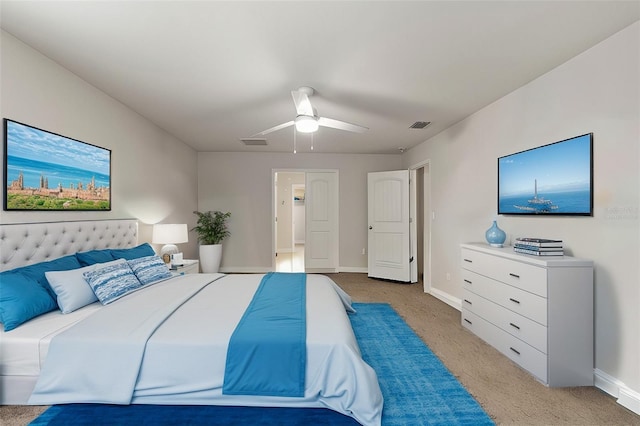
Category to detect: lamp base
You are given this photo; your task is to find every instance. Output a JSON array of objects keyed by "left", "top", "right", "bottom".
[{"left": 160, "top": 244, "right": 178, "bottom": 263}]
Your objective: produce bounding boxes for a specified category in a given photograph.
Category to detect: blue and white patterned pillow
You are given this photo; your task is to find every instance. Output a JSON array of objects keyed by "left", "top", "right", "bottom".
[
  {"left": 83, "top": 261, "right": 143, "bottom": 305},
  {"left": 127, "top": 255, "right": 172, "bottom": 286}
]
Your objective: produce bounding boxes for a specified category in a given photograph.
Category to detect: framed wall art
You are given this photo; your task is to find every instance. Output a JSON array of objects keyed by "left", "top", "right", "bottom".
[{"left": 4, "top": 119, "right": 111, "bottom": 211}]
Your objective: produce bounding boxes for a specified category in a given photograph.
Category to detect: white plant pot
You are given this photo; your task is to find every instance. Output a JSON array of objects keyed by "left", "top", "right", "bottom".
[{"left": 199, "top": 244, "right": 222, "bottom": 273}]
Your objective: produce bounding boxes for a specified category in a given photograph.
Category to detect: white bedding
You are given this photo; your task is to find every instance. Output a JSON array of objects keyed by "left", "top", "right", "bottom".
[
  {"left": 8, "top": 273, "right": 383, "bottom": 425},
  {"left": 0, "top": 303, "right": 101, "bottom": 376}
]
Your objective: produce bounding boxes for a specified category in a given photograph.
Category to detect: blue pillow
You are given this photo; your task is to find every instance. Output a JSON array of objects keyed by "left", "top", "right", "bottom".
[
  {"left": 0, "top": 270, "right": 58, "bottom": 331},
  {"left": 109, "top": 243, "right": 155, "bottom": 260},
  {"left": 76, "top": 249, "right": 115, "bottom": 266},
  {"left": 128, "top": 255, "right": 172, "bottom": 286},
  {"left": 16, "top": 255, "right": 82, "bottom": 299},
  {"left": 83, "top": 261, "right": 143, "bottom": 305}
]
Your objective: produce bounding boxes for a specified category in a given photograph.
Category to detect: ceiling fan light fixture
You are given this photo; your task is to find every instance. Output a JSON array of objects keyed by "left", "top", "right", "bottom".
[{"left": 295, "top": 115, "right": 319, "bottom": 133}]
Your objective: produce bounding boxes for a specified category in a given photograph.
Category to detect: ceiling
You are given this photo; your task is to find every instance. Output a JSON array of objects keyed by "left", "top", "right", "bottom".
[{"left": 1, "top": 1, "right": 638, "bottom": 155}]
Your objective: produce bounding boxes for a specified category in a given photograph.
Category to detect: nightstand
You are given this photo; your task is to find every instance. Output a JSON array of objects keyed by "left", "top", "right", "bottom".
[{"left": 170, "top": 259, "right": 199, "bottom": 275}]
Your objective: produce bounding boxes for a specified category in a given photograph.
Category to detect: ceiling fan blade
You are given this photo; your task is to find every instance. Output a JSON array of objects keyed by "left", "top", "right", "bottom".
[
  {"left": 291, "top": 90, "right": 314, "bottom": 116},
  {"left": 318, "top": 117, "right": 368, "bottom": 133},
  {"left": 250, "top": 121, "right": 294, "bottom": 137}
]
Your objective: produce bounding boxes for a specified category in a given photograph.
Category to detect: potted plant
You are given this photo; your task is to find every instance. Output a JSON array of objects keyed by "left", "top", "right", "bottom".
[{"left": 192, "top": 210, "right": 231, "bottom": 273}]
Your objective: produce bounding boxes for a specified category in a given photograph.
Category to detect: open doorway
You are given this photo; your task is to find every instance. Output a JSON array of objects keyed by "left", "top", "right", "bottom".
[
  {"left": 273, "top": 169, "right": 339, "bottom": 273},
  {"left": 275, "top": 172, "right": 305, "bottom": 272},
  {"left": 410, "top": 160, "right": 431, "bottom": 293}
]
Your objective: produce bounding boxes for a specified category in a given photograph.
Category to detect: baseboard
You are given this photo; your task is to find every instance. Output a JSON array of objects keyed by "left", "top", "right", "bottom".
[
  {"left": 220, "top": 267, "right": 368, "bottom": 274},
  {"left": 219, "top": 266, "right": 272, "bottom": 273},
  {"left": 305, "top": 268, "right": 339, "bottom": 273},
  {"left": 594, "top": 368, "right": 640, "bottom": 415},
  {"left": 339, "top": 267, "right": 368, "bottom": 273},
  {"left": 430, "top": 287, "right": 462, "bottom": 311}
]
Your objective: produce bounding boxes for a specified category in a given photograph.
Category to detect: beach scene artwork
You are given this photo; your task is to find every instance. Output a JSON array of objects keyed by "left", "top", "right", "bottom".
[
  {"left": 4, "top": 120, "right": 111, "bottom": 210},
  {"left": 498, "top": 134, "right": 592, "bottom": 215}
]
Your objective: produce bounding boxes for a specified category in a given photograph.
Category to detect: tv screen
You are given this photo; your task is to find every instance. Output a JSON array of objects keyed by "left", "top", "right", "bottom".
[
  {"left": 498, "top": 133, "right": 593, "bottom": 216},
  {"left": 4, "top": 119, "right": 111, "bottom": 211}
]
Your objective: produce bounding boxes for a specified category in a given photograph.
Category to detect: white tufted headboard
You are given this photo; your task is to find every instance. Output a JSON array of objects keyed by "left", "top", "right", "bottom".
[{"left": 0, "top": 219, "right": 138, "bottom": 271}]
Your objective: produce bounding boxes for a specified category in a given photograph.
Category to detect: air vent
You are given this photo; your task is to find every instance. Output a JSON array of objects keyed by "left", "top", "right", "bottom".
[
  {"left": 409, "top": 121, "right": 431, "bottom": 129},
  {"left": 241, "top": 138, "right": 268, "bottom": 146}
]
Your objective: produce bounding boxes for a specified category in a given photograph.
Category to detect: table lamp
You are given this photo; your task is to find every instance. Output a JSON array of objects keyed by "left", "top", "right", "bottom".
[{"left": 152, "top": 223, "right": 188, "bottom": 263}]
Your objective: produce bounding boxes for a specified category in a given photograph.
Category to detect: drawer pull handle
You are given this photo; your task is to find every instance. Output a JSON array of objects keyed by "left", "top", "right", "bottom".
[
  {"left": 463, "top": 279, "right": 472, "bottom": 284},
  {"left": 509, "top": 347, "right": 521, "bottom": 355},
  {"left": 509, "top": 322, "right": 520, "bottom": 330},
  {"left": 509, "top": 298, "right": 521, "bottom": 304},
  {"left": 464, "top": 318, "right": 473, "bottom": 325},
  {"left": 463, "top": 258, "right": 472, "bottom": 263},
  {"left": 464, "top": 299, "right": 472, "bottom": 305},
  {"left": 509, "top": 273, "right": 520, "bottom": 278}
]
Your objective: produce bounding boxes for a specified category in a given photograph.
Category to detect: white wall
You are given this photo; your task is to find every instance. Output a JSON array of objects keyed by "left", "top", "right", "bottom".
[
  {"left": 0, "top": 31, "right": 200, "bottom": 258},
  {"left": 404, "top": 22, "right": 639, "bottom": 410},
  {"left": 198, "top": 152, "right": 402, "bottom": 271}
]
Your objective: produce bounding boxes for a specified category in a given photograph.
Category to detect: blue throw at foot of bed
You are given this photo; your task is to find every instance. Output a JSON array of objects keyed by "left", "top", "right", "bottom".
[{"left": 223, "top": 272, "right": 307, "bottom": 397}]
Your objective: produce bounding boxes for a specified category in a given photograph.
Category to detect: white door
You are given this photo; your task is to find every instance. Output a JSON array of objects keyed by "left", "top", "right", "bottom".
[
  {"left": 368, "top": 170, "right": 410, "bottom": 282},
  {"left": 305, "top": 172, "right": 339, "bottom": 272}
]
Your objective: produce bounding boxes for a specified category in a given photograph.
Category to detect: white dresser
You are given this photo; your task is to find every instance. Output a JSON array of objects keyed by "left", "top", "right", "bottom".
[{"left": 460, "top": 243, "right": 593, "bottom": 387}]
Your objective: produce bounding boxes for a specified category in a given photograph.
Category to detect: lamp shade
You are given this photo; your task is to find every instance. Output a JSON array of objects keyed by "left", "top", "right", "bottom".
[
  {"left": 152, "top": 224, "right": 188, "bottom": 244},
  {"left": 153, "top": 224, "right": 189, "bottom": 262},
  {"left": 295, "top": 115, "right": 319, "bottom": 133}
]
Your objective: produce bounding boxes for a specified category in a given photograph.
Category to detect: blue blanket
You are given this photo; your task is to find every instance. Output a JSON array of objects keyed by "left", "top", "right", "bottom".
[{"left": 223, "top": 272, "right": 307, "bottom": 397}]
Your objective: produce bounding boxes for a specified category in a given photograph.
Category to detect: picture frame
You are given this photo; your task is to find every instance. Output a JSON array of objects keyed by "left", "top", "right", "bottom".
[
  {"left": 497, "top": 133, "right": 593, "bottom": 216},
  {"left": 3, "top": 119, "right": 111, "bottom": 211}
]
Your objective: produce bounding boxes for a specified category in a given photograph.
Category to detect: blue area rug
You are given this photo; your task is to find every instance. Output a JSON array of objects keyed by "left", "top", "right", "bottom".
[{"left": 31, "top": 303, "right": 493, "bottom": 425}]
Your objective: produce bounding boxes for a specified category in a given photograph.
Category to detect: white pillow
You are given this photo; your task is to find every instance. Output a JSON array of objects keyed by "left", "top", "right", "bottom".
[
  {"left": 45, "top": 259, "right": 126, "bottom": 314},
  {"left": 83, "top": 260, "right": 143, "bottom": 305}
]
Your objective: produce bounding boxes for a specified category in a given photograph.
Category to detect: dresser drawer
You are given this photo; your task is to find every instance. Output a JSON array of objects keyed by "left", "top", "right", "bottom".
[
  {"left": 461, "top": 248, "right": 547, "bottom": 297},
  {"left": 462, "top": 269, "right": 547, "bottom": 326},
  {"left": 462, "top": 289, "right": 547, "bottom": 353},
  {"left": 462, "top": 310, "right": 548, "bottom": 384}
]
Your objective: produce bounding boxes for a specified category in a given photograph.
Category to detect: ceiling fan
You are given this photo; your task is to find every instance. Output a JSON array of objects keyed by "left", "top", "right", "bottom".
[{"left": 250, "top": 86, "right": 368, "bottom": 137}]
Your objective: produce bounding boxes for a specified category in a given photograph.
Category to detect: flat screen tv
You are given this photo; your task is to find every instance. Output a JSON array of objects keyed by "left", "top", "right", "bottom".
[
  {"left": 4, "top": 119, "right": 111, "bottom": 211},
  {"left": 498, "top": 133, "right": 593, "bottom": 216}
]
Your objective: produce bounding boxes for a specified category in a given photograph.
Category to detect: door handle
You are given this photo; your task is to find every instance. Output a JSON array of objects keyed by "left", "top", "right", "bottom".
[{"left": 368, "top": 226, "right": 373, "bottom": 230}]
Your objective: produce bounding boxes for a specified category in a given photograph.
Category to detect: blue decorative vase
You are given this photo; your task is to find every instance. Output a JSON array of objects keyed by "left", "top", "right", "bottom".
[{"left": 485, "top": 220, "right": 506, "bottom": 247}]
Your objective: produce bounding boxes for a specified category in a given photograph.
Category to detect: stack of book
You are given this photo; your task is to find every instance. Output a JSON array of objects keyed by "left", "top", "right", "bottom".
[{"left": 514, "top": 238, "right": 564, "bottom": 256}]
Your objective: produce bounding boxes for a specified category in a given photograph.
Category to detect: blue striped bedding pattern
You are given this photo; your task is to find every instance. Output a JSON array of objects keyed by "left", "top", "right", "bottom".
[{"left": 127, "top": 255, "right": 172, "bottom": 285}]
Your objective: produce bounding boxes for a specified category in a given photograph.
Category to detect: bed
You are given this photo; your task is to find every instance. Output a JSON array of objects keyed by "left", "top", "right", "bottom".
[{"left": 0, "top": 219, "right": 383, "bottom": 426}]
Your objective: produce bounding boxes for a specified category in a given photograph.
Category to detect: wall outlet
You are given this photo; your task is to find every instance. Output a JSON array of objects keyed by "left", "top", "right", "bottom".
[
  {"left": 362, "top": 248, "right": 366, "bottom": 255},
  {"left": 446, "top": 272, "right": 451, "bottom": 281}
]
